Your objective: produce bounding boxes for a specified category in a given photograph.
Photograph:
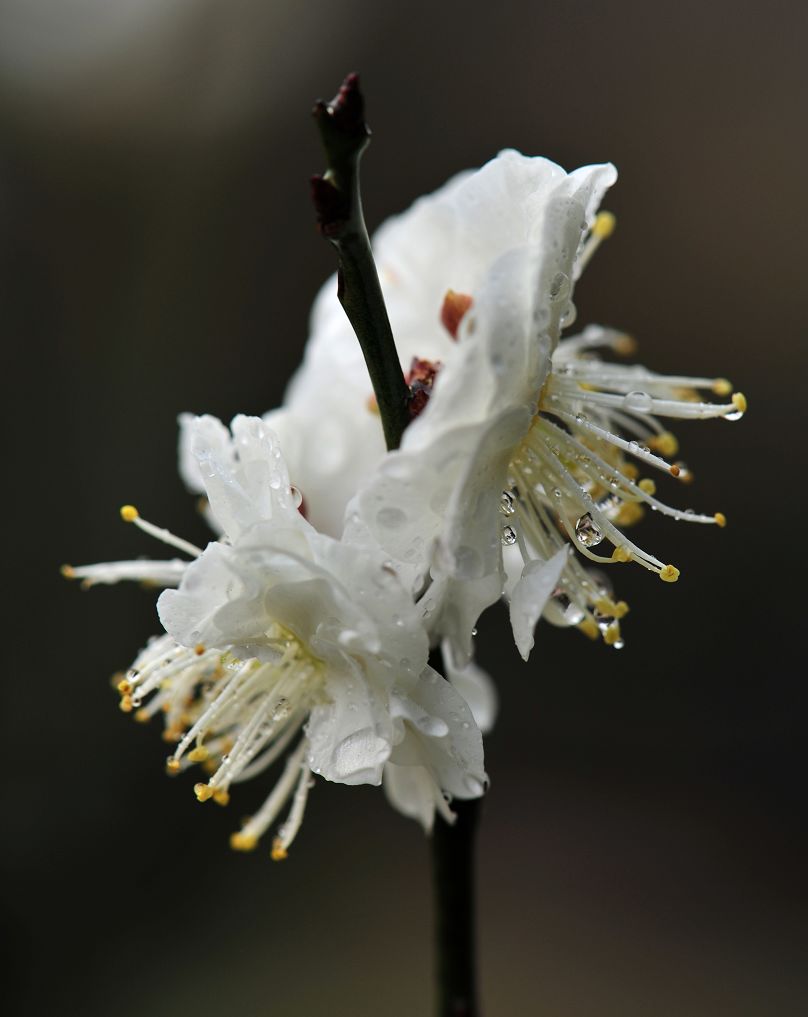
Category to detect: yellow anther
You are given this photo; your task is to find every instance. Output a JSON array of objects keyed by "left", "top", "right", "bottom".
[
  {"left": 659, "top": 564, "right": 680, "bottom": 583},
  {"left": 166, "top": 758, "right": 181, "bottom": 775},
  {"left": 714, "top": 512, "right": 727, "bottom": 528},
  {"left": 595, "top": 597, "right": 630, "bottom": 620},
  {"left": 60, "top": 564, "right": 76, "bottom": 579},
  {"left": 731, "top": 392, "right": 747, "bottom": 414},
  {"left": 271, "top": 838, "right": 288, "bottom": 862},
  {"left": 134, "top": 708, "right": 150, "bottom": 724},
  {"left": 194, "top": 644, "right": 206, "bottom": 656},
  {"left": 649, "top": 431, "right": 679, "bottom": 458},
  {"left": 120, "top": 504, "right": 139, "bottom": 522},
  {"left": 622, "top": 462, "right": 639, "bottom": 480},
  {"left": 669, "top": 464, "right": 681, "bottom": 478},
  {"left": 117, "top": 678, "right": 132, "bottom": 695},
  {"left": 162, "top": 728, "right": 181, "bottom": 744},
  {"left": 595, "top": 598, "right": 617, "bottom": 616},
  {"left": 713, "top": 378, "right": 732, "bottom": 396},
  {"left": 614, "top": 333, "right": 637, "bottom": 356},
  {"left": 230, "top": 831, "right": 258, "bottom": 852},
  {"left": 194, "top": 782, "right": 214, "bottom": 803},
  {"left": 603, "top": 622, "right": 622, "bottom": 646},
  {"left": 366, "top": 394, "right": 380, "bottom": 415},
  {"left": 611, "top": 546, "right": 632, "bottom": 563},
  {"left": 213, "top": 788, "right": 230, "bottom": 807},
  {"left": 592, "top": 210, "right": 616, "bottom": 239},
  {"left": 578, "top": 618, "right": 600, "bottom": 640},
  {"left": 188, "top": 746, "right": 209, "bottom": 763},
  {"left": 638, "top": 478, "right": 656, "bottom": 495},
  {"left": 202, "top": 759, "right": 218, "bottom": 776},
  {"left": 119, "top": 694, "right": 133, "bottom": 713}
]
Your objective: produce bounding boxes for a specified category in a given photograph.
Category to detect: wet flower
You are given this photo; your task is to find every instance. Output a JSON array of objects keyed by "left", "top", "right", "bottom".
[
  {"left": 289, "top": 150, "right": 745, "bottom": 660},
  {"left": 65, "top": 415, "right": 486, "bottom": 851}
]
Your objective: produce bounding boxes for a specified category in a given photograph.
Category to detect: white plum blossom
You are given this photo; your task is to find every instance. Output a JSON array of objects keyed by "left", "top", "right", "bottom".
[
  {"left": 66, "top": 415, "right": 486, "bottom": 849},
  {"left": 272, "top": 150, "right": 745, "bottom": 661}
]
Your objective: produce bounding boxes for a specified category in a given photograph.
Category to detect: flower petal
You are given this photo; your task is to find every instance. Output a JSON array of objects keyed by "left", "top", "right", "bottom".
[{"left": 509, "top": 547, "right": 570, "bottom": 661}]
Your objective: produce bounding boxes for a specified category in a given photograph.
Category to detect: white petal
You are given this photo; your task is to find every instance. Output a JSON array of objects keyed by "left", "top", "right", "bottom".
[
  {"left": 389, "top": 667, "right": 486, "bottom": 806},
  {"left": 509, "top": 547, "right": 570, "bottom": 661},
  {"left": 441, "top": 639, "right": 498, "bottom": 734},
  {"left": 190, "top": 414, "right": 303, "bottom": 541},
  {"left": 306, "top": 659, "right": 394, "bottom": 786},
  {"left": 383, "top": 762, "right": 444, "bottom": 833}
]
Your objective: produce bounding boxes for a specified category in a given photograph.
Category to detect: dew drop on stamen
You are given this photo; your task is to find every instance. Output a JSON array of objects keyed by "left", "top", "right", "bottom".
[
  {"left": 623, "top": 391, "right": 654, "bottom": 413},
  {"left": 501, "top": 525, "right": 517, "bottom": 546},
  {"left": 499, "top": 490, "right": 516, "bottom": 516},
  {"left": 549, "top": 272, "right": 570, "bottom": 302},
  {"left": 575, "top": 512, "right": 604, "bottom": 548},
  {"left": 544, "top": 591, "right": 585, "bottom": 627},
  {"left": 627, "top": 440, "right": 640, "bottom": 454}
]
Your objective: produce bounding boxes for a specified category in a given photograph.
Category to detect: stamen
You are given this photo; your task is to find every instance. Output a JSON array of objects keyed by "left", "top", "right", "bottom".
[
  {"left": 577, "top": 211, "right": 616, "bottom": 272},
  {"left": 231, "top": 739, "right": 308, "bottom": 851},
  {"left": 272, "top": 759, "right": 315, "bottom": 860},
  {"left": 120, "top": 504, "right": 203, "bottom": 558}
]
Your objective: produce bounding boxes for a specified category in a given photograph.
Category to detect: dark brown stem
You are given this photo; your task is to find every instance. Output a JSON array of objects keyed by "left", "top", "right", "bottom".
[
  {"left": 432, "top": 797, "right": 481, "bottom": 1017},
  {"left": 310, "top": 73, "right": 410, "bottom": 451}
]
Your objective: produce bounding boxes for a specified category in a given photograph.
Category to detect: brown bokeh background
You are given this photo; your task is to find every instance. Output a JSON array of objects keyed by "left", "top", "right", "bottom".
[{"left": 3, "top": 2, "right": 806, "bottom": 1015}]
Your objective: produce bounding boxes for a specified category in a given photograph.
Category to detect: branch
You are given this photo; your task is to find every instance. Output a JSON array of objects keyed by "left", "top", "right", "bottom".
[{"left": 311, "top": 73, "right": 410, "bottom": 452}]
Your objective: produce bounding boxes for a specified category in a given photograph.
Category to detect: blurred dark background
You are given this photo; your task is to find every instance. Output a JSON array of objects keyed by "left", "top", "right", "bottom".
[{"left": 2, "top": 2, "right": 806, "bottom": 1015}]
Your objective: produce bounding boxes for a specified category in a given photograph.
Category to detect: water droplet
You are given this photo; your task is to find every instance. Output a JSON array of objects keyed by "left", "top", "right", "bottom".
[
  {"left": 452, "top": 545, "right": 483, "bottom": 579},
  {"left": 627, "top": 440, "right": 640, "bottom": 454},
  {"left": 549, "top": 271, "right": 570, "bottom": 302},
  {"left": 544, "top": 592, "right": 585, "bottom": 627},
  {"left": 471, "top": 627, "right": 478, "bottom": 637},
  {"left": 725, "top": 408, "right": 744, "bottom": 421},
  {"left": 575, "top": 412, "right": 587, "bottom": 423},
  {"left": 612, "top": 639, "right": 625, "bottom": 650},
  {"left": 575, "top": 512, "right": 604, "bottom": 547},
  {"left": 376, "top": 506, "right": 407, "bottom": 529},
  {"left": 289, "top": 486, "right": 303, "bottom": 508},
  {"left": 499, "top": 490, "right": 516, "bottom": 516},
  {"left": 553, "top": 488, "right": 563, "bottom": 499},
  {"left": 272, "top": 698, "right": 291, "bottom": 721},
  {"left": 623, "top": 391, "right": 654, "bottom": 413},
  {"left": 593, "top": 609, "right": 614, "bottom": 633},
  {"left": 501, "top": 525, "right": 517, "bottom": 546}
]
